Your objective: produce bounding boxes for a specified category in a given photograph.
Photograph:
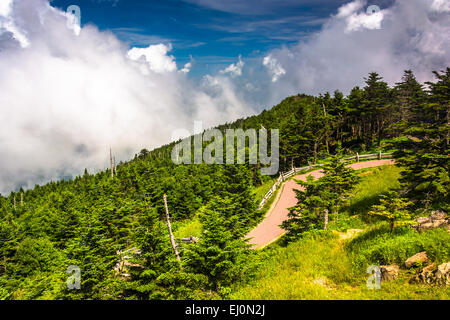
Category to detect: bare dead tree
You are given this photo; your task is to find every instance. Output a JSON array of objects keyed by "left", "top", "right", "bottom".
[
  {"left": 20, "top": 193, "right": 23, "bottom": 207},
  {"left": 163, "top": 194, "right": 181, "bottom": 264},
  {"left": 110, "top": 148, "right": 114, "bottom": 179}
]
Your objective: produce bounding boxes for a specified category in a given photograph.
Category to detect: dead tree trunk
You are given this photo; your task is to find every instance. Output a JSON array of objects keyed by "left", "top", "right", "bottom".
[
  {"left": 110, "top": 148, "right": 114, "bottom": 179},
  {"left": 20, "top": 193, "right": 23, "bottom": 207},
  {"left": 13, "top": 195, "right": 16, "bottom": 209},
  {"left": 323, "top": 209, "right": 329, "bottom": 230},
  {"left": 163, "top": 194, "right": 181, "bottom": 264},
  {"left": 313, "top": 141, "right": 318, "bottom": 164}
]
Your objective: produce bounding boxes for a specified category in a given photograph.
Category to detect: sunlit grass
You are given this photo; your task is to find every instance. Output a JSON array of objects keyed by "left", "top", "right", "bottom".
[
  {"left": 230, "top": 231, "right": 450, "bottom": 300},
  {"left": 347, "top": 165, "right": 402, "bottom": 216},
  {"left": 230, "top": 165, "right": 450, "bottom": 300},
  {"left": 173, "top": 215, "right": 202, "bottom": 239},
  {"left": 252, "top": 178, "right": 276, "bottom": 203}
]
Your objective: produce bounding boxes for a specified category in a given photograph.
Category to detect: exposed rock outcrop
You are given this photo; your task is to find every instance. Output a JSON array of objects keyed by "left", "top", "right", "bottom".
[
  {"left": 405, "top": 251, "right": 428, "bottom": 268},
  {"left": 414, "top": 211, "right": 449, "bottom": 232},
  {"left": 380, "top": 265, "right": 400, "bottom": 282},
  {"left": 409, "top": 262, "right": 450, "bottom": 286},
  {"left": 436, "top": 262, "right": 450, "bottom": 286}
]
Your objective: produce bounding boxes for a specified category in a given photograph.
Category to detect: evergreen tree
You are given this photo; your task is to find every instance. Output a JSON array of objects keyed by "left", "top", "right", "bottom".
[
  {"left": 394, "top": 68, "right": 450, "bottom": 210},
  {"left": 185, "top": 196, "right": 254, "bottom": 293},
  {"left": 282, "top": 154, "right": 359, "bottom": 241},
  {"left": 362, "top": 72, "right": 393, "bottom": 146},
  {"left": 368, "top": 191, "right": 415, "bottom": 232}
]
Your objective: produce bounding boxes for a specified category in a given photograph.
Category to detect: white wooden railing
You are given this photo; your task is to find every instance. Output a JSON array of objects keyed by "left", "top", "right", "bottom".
[{"left": 258, "top": 152, "right": 394, "bottom": 209}]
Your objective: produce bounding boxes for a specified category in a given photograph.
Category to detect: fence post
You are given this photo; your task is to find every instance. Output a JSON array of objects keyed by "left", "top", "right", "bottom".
[
  {"left": 378, "top": 150, "right": 382, "bottom": 160},
  {"left": 356, "top": 152, "right": 359, "bottom": 162}
]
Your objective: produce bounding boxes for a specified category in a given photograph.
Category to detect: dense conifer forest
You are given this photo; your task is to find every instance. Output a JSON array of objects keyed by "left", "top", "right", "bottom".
[{"left": 0, "top": 68, "right": 448, "bottom": 299}]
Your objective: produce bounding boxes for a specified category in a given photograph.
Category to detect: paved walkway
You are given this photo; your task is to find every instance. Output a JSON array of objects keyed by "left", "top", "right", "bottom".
[{"left": 246, "top": 159, "right": 395, "bottom": 249}]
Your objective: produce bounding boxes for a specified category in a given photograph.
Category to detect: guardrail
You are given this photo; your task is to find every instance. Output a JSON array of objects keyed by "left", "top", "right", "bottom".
[{"left": 258, "top": 152, "right": 394, "bottom": 209}]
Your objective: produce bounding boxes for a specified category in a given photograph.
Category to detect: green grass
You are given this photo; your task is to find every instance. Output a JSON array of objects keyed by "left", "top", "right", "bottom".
[
  {"left": 326, "top": 165, "right": 401, "bottom": 232},
  {"left": 347, "top": 223, "right": 450, "bottom": 270},
  {"left": 230, "top": 165, "right": 450, "bottom": 300},
  {"left": 346, "top": 165, "right": 402, "bottom": 217},
  {"left": 230, "top": 231, "right": 450, "bottom": 300},
  {"left": 252, "top": 178, "right": 276, "bottom": 202},
  {"left": 173, "top": 215, "right": 202, "bottom": 239},
  {"left": 173, "top": 178, "right": 278, "bottom": 240}
]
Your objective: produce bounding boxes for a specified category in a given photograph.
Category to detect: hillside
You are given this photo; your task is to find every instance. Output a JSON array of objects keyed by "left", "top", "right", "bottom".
[
  {"left": 231, "top": 165, "right": 450, "bottom": 300},
  {"left": 0, "top": 68, "right": 448, "bottom": 300}
]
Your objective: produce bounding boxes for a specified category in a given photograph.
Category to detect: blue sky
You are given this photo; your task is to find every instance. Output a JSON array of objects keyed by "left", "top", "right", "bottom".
[{"left": 50, "top": 0, "right": 350, "bottom": 77}]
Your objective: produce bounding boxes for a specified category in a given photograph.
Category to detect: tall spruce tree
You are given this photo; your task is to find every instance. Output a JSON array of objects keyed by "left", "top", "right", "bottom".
[
  {"left": 394, "top": 68, "right": 450, "bottom": 211},
  {"left": 282, "top": 154, "right": 359, "bottom": 241},
  {"left": 184, "top": 196, "right": 253, "bottom": 292}
]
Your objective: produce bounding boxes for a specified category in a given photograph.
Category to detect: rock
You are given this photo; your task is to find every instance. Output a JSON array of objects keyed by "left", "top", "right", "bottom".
[
  {"left": 431, "top": 210, "right": 447, "bottom": 221},
  {"left": 313, "top": 277, "right": 334, "bottom": 290},
  {"left": 409, "top": 263, "right": 436, "bottom": 284},
  {"left": 415, "top": 211, "right": 449, "bottom": 232},
  {"left": 421, "top": 264, "right": 436, "bottom": 284},
  {"left": 416, "top": 217, "right": 429, "bottom": 224},
  {"left": 380, "top": 265, "right": 400, "bottom": 282},
  {"left": 409, "top": 261, "right": 450, "bottom": 286},
  {"left": 436, "top": 262, "right": 450, "bottom": 286},
  {"left": 405, "top": 251, "right": 428, "bottom": 268}
]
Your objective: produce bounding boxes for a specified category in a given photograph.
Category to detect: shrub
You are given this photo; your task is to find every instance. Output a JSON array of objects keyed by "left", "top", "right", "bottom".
[{"left": 347, "top": 223, "right": 450, "bottom": 270}]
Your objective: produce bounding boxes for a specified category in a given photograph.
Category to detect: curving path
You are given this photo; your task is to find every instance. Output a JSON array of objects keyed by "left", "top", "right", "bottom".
[{"left": 246, "top": 159, "right": 395, "bottom": 249}]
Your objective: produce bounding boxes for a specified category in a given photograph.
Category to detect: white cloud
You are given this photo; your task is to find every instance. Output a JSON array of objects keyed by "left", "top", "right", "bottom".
[
  {"left": 127, "top": 44, "right": 178, "bottom": 74},
  {"left": 431, "top": 0, "right": 450, "bottom": 12},
  {"left": 344, "top": 7, "right": 385, "bottom": 32},
  {"left": 0, "top": 0, "right": 29, "bottom": 47},
  {"left": 0, "top": 0, "right": 254, "bottom": 193},
  {"left": 180, "top": 62, "right": 192, "bottom": 73},
  {"left": 256, "top": 0, "right": 450, "bottom": 104},
  {"left": 181, "top": 0, "right": 339, "bottom": 15},
  {"left": 262, "top": 55, "right": 286, "bottom": 82},
  {"left": 336, "top": 0, "right": 365, "bottom": 18},
  {"left": 0, "top": 0, "right": 12, "bottom": 16},
  {"left": 220, "top": 55, "right": 245, "bottom": 77},
  {"left": 345, "top": 11, "right": 384, "bottom": 32},
  {"left": 335, "top": 0, "right": 385, "bottom": 32}
]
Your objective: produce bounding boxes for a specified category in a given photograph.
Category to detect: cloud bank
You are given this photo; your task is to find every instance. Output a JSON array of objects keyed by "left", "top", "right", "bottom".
[
  {"left": 0, "top": 0, "right": 253, "bottom": 193},
  {"left": 256, "top": 0, "right": 450, "bottom": 104},
  {"left": 0, "top": 0, "right": 448, "bottom": 194}
]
